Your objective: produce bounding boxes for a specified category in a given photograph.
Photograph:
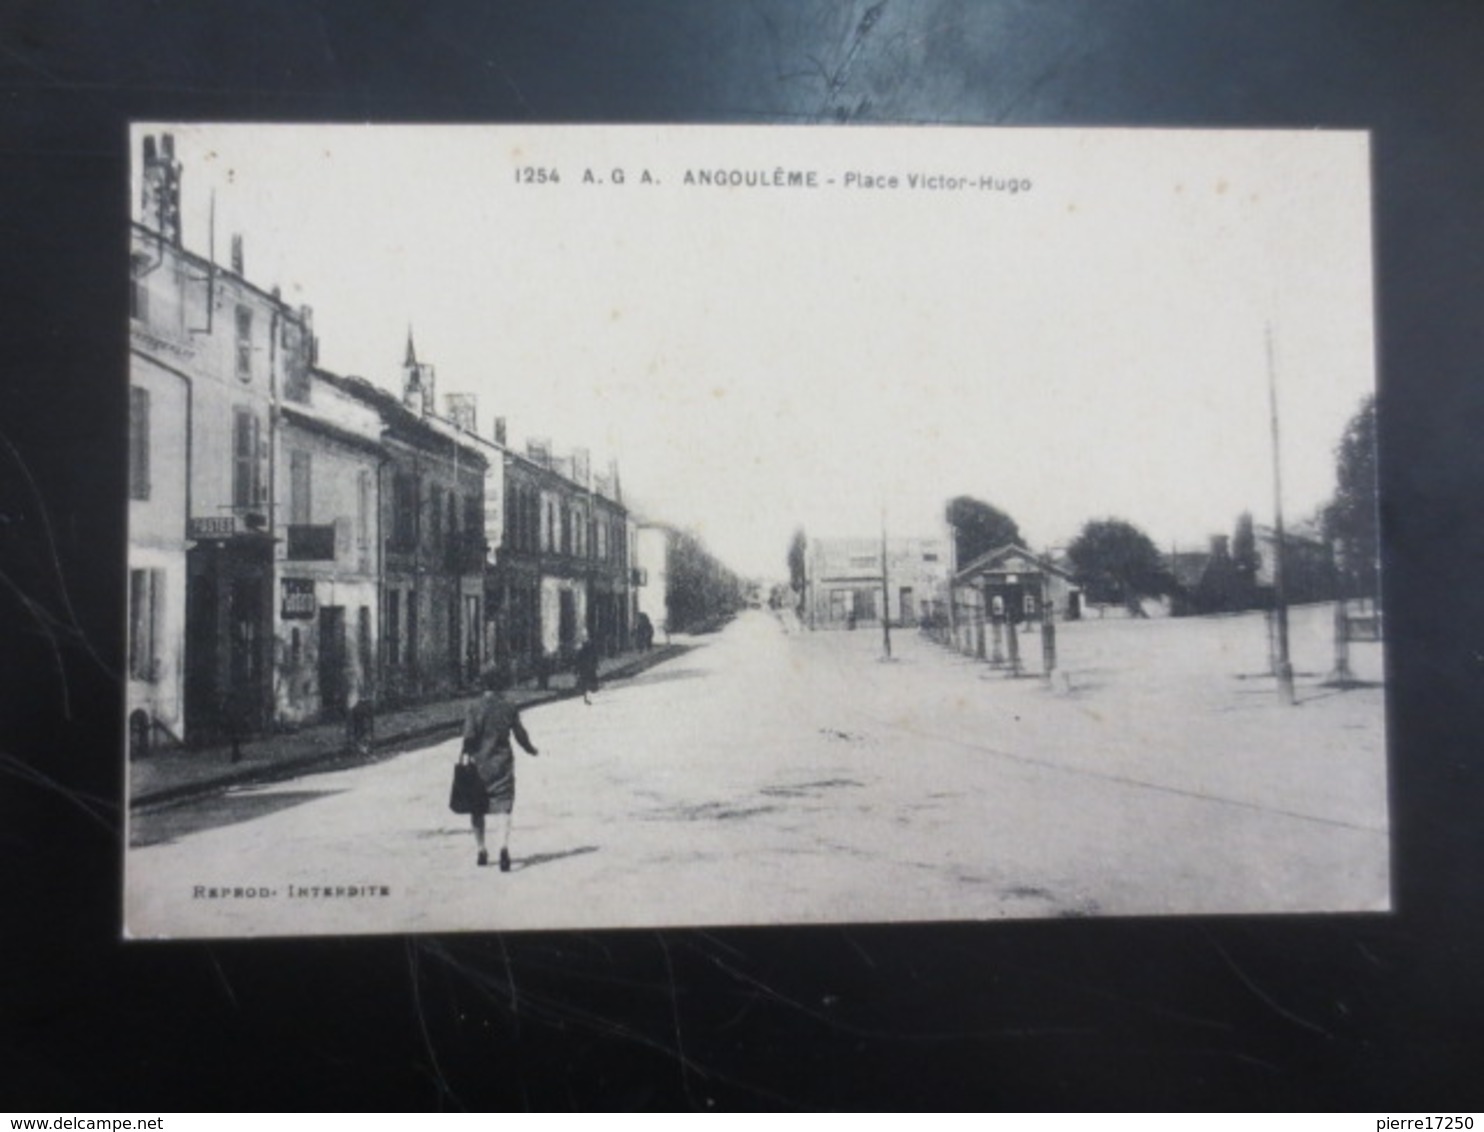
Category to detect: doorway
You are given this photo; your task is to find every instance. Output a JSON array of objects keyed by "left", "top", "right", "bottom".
[{"left": 318, "top": 605, "right": 347, "bottom": 718}]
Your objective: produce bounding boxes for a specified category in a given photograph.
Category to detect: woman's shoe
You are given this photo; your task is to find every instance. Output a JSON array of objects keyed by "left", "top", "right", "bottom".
[
  {"left": 477, "top": 849, "right": 488, "bottom": 867},
  {"left": 499, "top": 848, "right": 511, "bottom": 873}
]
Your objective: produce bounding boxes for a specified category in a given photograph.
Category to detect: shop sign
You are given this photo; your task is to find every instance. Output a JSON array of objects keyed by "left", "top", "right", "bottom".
[
  {"left": 188, "top": 515, "right": 240, "bottom": 539},
  {"left": 281, "top": 577, "right": 316, "bottom": 620}
]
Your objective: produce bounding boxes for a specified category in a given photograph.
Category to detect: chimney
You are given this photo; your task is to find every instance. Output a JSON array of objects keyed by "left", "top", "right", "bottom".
[
  {"left": 140, "top": 132, "right": 183, "bottom": 246},
  {"left": 299, "top": 305, "right": 317, "bottom": 363},
  {"left": 572, "top": 447, "right": 591, "bottom": 487},
  {"left": 493, "top": 416, "right": 508, "bottom": 446},
  {"left": 1210, "top": 534, "right": 1230, "bottom": 559},
  {"left": 446, "top": 393, "right": 478, "bottom": 434},
  {"left": 230, "top": 233, "right": 244, "bottom": 275}
]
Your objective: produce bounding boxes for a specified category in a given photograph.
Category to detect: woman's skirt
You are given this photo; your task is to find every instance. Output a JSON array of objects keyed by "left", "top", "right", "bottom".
[{"left": 473, "top": 746, "right": 516, "bottom": 814}]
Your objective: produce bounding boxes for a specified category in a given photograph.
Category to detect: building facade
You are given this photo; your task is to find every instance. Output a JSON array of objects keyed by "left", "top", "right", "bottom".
[
  {"left": 127, "top": 131, "right": 650, "bottom": 749},
  {"left": 273, "top": 369, "right": 384, "bottom": 725},
  {"left": 805, "top": 536, "right": 951, "bottom": 629},
  {"left": 319, "top": 361, "right": 488, "bottom": 707},
  {"left": 944, "top": 543, "right": 1082, "bottom": 659},
  {"left": 492, "top": 441, "right": 631, "bottom": 682},
  {"left": 130, "top": 133, "right": 317, "bottom": 744}
]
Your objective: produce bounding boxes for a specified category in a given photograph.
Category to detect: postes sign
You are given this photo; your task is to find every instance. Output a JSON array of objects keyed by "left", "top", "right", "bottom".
[{"left": 281, "top": 578, "right": 316, "bottom": 620}]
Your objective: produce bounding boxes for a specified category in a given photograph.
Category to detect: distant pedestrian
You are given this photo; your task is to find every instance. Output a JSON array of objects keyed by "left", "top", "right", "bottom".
[
  {"left": 636, "top": 612, "right": 654, "bottom": 652},
  {"left": 461, "top": 670, "right": 539, "bottom": 871},
  {"left": 222, "top": 688, "right": 250, "bottom": 764},
  {"left": 346, "top": 698, "right": 375, "bottom": 756},
  {"left": 575, "top": 637, "right": 600, "bottom": 705}
]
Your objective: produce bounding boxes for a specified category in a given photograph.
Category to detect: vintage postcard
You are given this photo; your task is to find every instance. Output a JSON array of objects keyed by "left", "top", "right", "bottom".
[{"left": 124, "top": 124, "right": 1385, "bottom": 938}]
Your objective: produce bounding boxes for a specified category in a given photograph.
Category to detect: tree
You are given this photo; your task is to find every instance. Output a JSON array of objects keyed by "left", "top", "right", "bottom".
[
  {"left": 1322, "top": 394, "right": 1379, "bottom": 599},
  {"left": 668, "top": 528, "right": 743, "bottom": 633},
  {"left": 786, "top": 527, "right": 808, "bottom": 616},
  {"left": 1230, "top": 510, "right": 1262, "bottom": 609},
  {"left": 1067, "top": 518, "right": 1170, "bottom": 617},
  {"left": 945, "top": 496, "right": 1022, "bottom": 566}
]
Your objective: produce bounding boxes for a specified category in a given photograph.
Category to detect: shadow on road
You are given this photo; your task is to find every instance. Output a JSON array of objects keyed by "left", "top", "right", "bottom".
[
  {"left": 627, "top": 666, "right": 709, "bottom": 689},
  {"left": 131, "top": 789, "right": 344, "bottom": 848},
  {"left": 514, "top": 844, "right": 599, "bottom": 872}
]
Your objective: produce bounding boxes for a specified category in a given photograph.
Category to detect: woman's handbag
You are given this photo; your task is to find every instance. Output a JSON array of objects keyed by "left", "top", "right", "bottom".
[{"left": 449, "top": 754, "right": 486, "bottom": 815}]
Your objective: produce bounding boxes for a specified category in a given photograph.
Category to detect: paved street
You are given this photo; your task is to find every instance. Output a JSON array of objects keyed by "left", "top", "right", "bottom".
[{"left": 125, "top": 607, "right": 1389, "bottom": 938}]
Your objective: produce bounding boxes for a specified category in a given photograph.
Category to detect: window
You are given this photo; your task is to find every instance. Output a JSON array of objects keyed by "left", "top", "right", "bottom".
[
  {"left": 128, "top": 568, "right": 163, "bottom": 682},
  {"left": 129, "top": 386, "right": 150, "bottom": 501},
  {"left": 464, "top": 493, "right": 482, "bottom": 548},
  {"left": 391, "top": 473, "right": 417, "bottom": 551},
  {"left": 429, "top": 484, "right": 444, "bottom": 552},
  {"left": 357, "top": 470, "right": 372, "bottom": 555},
  {"left": 232, "top": 409, "right": 262, "bottom": 508},
  {"left": 289, "top": 450, "right": 311, "bottom": 525},
  {"left": 129, "top": 260, "right": 150, "bottom": 323},
  {"left": 923, "top": 553, "right": 939, "bottom": 562},
  {"left": 235, "top": 305, "right": 253, "bottom": 380}
]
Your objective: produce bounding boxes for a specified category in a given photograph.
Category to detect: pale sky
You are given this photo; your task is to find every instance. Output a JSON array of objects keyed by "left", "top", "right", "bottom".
[{"left": 134, "top": 124, "right": 1377, "bottom": 580}]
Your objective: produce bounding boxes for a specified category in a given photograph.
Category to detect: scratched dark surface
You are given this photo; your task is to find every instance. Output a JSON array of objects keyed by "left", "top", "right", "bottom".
[{"left": 3, "top": 0, "right": 1483, "bottom": 1110}]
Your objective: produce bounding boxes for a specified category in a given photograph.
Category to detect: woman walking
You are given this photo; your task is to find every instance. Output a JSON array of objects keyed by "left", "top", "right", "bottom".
[
  {"left": 461, "top": 670, "right": 539, "bottom": 871},
  {"left": 574, "top": 637, "right": 600, "bottom": 705}
]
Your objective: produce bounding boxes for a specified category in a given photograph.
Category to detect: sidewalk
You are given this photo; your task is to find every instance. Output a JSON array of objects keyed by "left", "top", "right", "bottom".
[{"left": 129, "top": 644, "right": 690, "bottom": 808}]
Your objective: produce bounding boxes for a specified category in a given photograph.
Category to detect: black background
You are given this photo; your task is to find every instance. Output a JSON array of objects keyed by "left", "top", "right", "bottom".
[{"left": 3, "top": 0, "right": 1482, "bottom": 1111}]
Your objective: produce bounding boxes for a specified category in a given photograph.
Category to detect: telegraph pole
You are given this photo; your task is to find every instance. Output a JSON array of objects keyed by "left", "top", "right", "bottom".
[
  {"left": 1266, "top": 324, "right": 1295, "bottom": 705},
  {"left": 880, "top": 505, "right": 892, "bottom": 659}
]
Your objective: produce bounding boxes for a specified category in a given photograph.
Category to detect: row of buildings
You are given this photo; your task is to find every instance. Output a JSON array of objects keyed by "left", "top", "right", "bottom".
[
  {"left": 798, "top": 535, "right": 1082, "bottom": 658},
  {"left": 127, "top": 133, "right": 718, "bottom": 753},
  {"left": 798, "top": 522, "right": 1344, "bottom": 659}
]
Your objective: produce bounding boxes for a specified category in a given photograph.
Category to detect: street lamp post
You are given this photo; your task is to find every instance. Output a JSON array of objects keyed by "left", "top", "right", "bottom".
[
  {"left": 880, "top": 506, "right": 892, "bottom": 660},
  {"left": 1266, "top": 324, "right": 1296, "bottom": 705}
]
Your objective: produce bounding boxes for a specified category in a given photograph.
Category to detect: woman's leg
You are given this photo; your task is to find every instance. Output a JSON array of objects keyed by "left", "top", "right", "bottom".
[
  {"left": 498, "top": 809, "right": 514, "bottom": 871},
  {"left": 472, "top": 811, "right": 487, "bottom": 865}
]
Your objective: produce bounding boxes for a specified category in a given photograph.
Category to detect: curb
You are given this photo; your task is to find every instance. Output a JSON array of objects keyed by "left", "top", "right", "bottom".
[{"left": 130, "top": 644, "right": 689, "bottom": 809}]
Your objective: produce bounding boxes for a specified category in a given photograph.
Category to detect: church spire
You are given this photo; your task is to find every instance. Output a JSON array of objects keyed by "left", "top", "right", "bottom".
[{"left": 404, "top": 326, "right": 418, "bottom": 368}]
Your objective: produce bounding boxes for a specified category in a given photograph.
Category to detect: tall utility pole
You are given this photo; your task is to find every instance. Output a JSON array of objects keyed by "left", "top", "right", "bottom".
[
  {"left": 1267, "top": 324, "right": 1295, "bottom": 705},
  {"left": 880, "top": 506, "right": 892, "bottom": 659}
]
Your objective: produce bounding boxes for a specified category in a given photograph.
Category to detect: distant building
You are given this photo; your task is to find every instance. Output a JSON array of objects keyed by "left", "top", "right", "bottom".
[
  {"left": 274, "top": 368, "right": 384, "bottom": 725},
  {"left": 320, "top": 351, "right": 489, "bottom": 706},
  {"left": 492, "top": 440, "right": 630, "bottom": 676},
  {"left": 805, "top": 536, "right": 951, "bottom": 629},
  {"left": 633, "top": 522, "right": 672, "bottom": 633},
  {"left": 1167, "top": 535, "right": 1248, "bottom": 616},
  {"left": 944, "top": 543, "right": 1078, "bottom": 653},
  {"left": 1253, "top": 523, "right": 1340, "bottom": 606}
]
